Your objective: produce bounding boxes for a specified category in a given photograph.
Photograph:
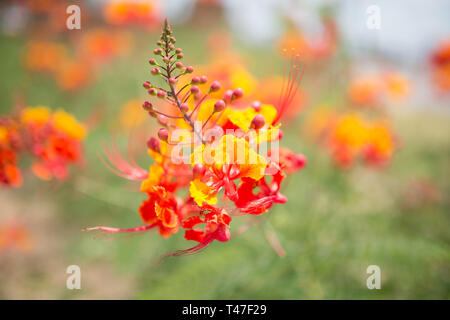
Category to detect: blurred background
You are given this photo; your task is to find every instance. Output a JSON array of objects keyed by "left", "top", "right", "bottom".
[{"left": 0, "top": 0, "right": 449, "bottom": 299}]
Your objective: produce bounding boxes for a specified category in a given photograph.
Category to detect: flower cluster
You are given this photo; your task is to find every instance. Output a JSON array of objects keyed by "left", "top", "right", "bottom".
[
  {"left": 0, "top": 220, "right": 33, "bottom": 253},
  {"left": 306, "top": 110, "right": 395, "bottom": 168},
  {"left": 24, "top": 30, "right": 133, "bottom": 91},
  {"left": 430, "top": 39, "right": 450, "bottom": 93},
  {"left": 0, "top": 106, "right": 86, "bottom": 187},
  {"left": 103, "top": 0, "right": 161, "bottom": 29},
  {"left": 86, "top": 19, "right": 306, "bottom": 256},
  {"left": 347, "top": 72, "right": 410, "bottom": 107}
]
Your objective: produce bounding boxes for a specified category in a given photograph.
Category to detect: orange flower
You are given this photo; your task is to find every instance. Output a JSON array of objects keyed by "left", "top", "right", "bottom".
[
  {"left": 24, "top": 41, "right": 68, "bottom": 74},
  {"left": 20, "top": 106, "right": 87, "bottom": 181},
  {"left": 103, "top": 0, "right": 161, "bottom": 28},
  {"left": 384, "top": 72, "right": 410, "bottom": 101},
  {"left": 328, "top": 113, "right": 395, "bottom": 168},
  {"left": 79, "top": 29, "right": 133, "bottom": 64},
  {"left": 348, "top": 75, "right": 383, "bottom": 106},
  {"left": 0, "top": 222, "right": 33, "bottom": 252},
  {"left": 139, "top": 186, "right": 179, "bottom": 237},
  {"left": 0, "top": 122, "right": 22, "bottom": 187}
]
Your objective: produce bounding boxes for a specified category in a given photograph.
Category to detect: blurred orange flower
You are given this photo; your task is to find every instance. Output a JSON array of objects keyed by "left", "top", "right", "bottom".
[
  {"left": 24, "top": 41, "right": 68, "bottom": 74},
  {"left": 78, "top": 29, "right": 134, "bottom": 63},
  {"left": 348, "top": 72, "right": 410, "bottom": 106},
  {"left": 430, "top": 40, "right": 450, "bottom": 93},
  {"left": 103, "top": 0, "right": 161, "bottom": 29},
  {"left": 0, "top": 221, "right": 34, "bottom": 252},
  {"left": 347, "top": 75, "right": 383, "bottom": 106}
]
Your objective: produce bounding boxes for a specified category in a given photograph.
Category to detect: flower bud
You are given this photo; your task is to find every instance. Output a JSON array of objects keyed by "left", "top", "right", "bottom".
[
  {"left": 251, "top": 100, "right": 262, "bottom": 112},
  {"left": 153, "top": 48, "right": 162, "bottom": 55},
  {"left": 177, "top": 53, "right": 184, "bottom": 59},
  {"left": 200, "top": 75, "right": 208, "bottom": 84},
  {"left": 147, "top": 137, "right": 160, "bottom": 152},
  {"left": 149, "top": 58, "right": 156, "bottom": 65},
  {"left": 191, "top": 76, "right": 200, "bottom": 84},
  {"left": 190, "top": 85, "right": 200, "bottom": 94},
  {"left": 294, "top": 154, "right": 307, "bottom": 170},
  {"left": 168, "top": 44, "right": 175, "bottom": 50},
  {"left": 162, "top": 56, "right": 170, "bottom": 64},
  {"left": 210, "top": 81, "right": 221, "bottom": 92},
  {"left": 157, "top": 90, "right": 166, "bottom": 98},
  {"left": 156, "top": 41, "right": 162, "bottom": 46},
  {"left": 214, "top": 99, "right": 226, "bottom": 113},
  {"left": 250, "top": 114, "right": 265, "bottom": 130},
  {"left": 169, "top": 77, "right": 177, "bottom": 85},
  {"left": 157, "top": 114, "right": 168, "bottom": 125},
  {"left": 232, "top": 88, "right": 244, "bottom": 99},
  {"left": 148, "top": 110, "right": 157, "bottom": 118},
  {"left": 148, "top": 88, "right": 157, "bottom": 95},
  {"left": 186, "top": 66, "right": 194, "bottom": 73},
  {"left": 151, "top": 67, "right": 160, "bottom": 75},
  {"left": 157, "top": 128, "right": 169, "bottom": 142},
  {"left": 180, "top": 103, "right": 189, "bottom": 113},
  {"left": 175, "top": 62, "right": 183, "bottom": 69},
  {"left": 142, "top": 81, "right": 151, "bottom": 89},
  {"left": 193, "top": 163, "right": 206, "bottom": 179},
  {"left": 142, "top": 101, "right": 152, "bottom": 111},
  {"left": 175, "top": 48, "right": 182, "bottom": 54},
  {"left": 223, "top": 89, "right": 233, "bottom": 101}
]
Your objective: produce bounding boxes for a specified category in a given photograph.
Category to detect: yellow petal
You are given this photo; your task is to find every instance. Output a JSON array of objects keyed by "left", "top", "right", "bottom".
[
  {"left": 140, "top": 164, "right": 164, "bottom": 192},
  {"left": 189, "top": 179, "right": 218, "bottom": 206},
  {"left": 52, "top": 110, "right": 87, "bottom": 140}
]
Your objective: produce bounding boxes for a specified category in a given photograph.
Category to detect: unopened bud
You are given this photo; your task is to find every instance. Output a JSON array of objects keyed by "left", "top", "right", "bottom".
[
  {"left": 175, "top": 48, "right": 182, "bottom": 54},
  {"left": 175, "top": 62, "right": 183, "bottom": 69},
  {"left": 193, "top": 163, "right": 206, "bottom": 179},
  {"left": 210, "top": 81, "right": 221, "bottom": 92},
  {"left": 148, "top": 88, "right": 157, "bottom": 96},
  {"left": 190, "top": 85, "right": 200, "bottom": 94},
  {"left": 142, "top": 101, "right": 152, "bottom": 111},
  {"left": 157, "top": 128, "right": 169, "bottom": 142},
  {"left": 294, "top": 154, "right": 307, "bottom": 169},
  {"left": 191, "top": 76, "right": 200, "bottom": 84},
  {"left": 147, "top": 137, "right": 160, "bottom": 152},
  {"left": 186, "top": 66, "right": 194, "bottom": 73},
  {"left": 157, "top": 114, "right": 168, "bottom": 125},
  {"left": 151, "top": 67, "right": 160, "bottom": 75},
  {"left": 143, "top": 81, "right": 151, "bottom": 89},
  {"left": 149, "top": 58, "right": 156, "bottom": 65},
  {"left": 214, "top": 99, "right": 226, "bottom": 113},
  {"left": 148, "top": 110, "right": 157, "bottom": 118},
  {"left": 232, "top": 88, "right": 244, "bottom": 99},
  {"left": 223, "top": 89, "right": 233, "bottom": 101},
  {"left": 250, "top": 114, "right": 265, "bottom": 130},
  {"left": 169, "top": 77, "right": 177, "bottom": 85},
  {"left": 200, "top": 75, "right": 208, "bottom": 84},
  {"left": 177, "top": 53, "right": 184, "bottom": 59},
  {"left": 180, "top": 103, "right": 189, "bottom": 113},
  {"left": 157, "top": 90, "right": 166, "bottom": 98}
]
